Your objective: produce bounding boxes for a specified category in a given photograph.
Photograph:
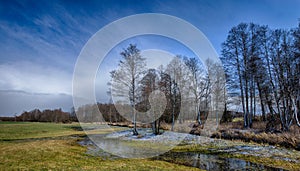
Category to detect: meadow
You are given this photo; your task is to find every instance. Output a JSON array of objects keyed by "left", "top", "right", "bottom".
[
  {"left": 1, "top": 122, "right": 299, "bottom": 170},
  {"left": 0, "top": 122, "right": 201, "bottom": 170}
]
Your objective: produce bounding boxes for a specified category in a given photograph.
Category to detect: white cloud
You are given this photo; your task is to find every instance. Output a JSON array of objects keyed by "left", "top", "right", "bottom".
[{"left": 0, "top": 61, "right": 72, "bottom": 94}]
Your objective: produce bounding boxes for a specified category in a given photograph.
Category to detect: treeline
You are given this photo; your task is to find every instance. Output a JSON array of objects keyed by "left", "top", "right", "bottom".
[
  {"left": 0, "top": 108, "right": 77, "bottom": 123},
  {"left": 76, "top": 103, "right": 126, "bottom": 123},
  {"left": 221, "top": 21, "right": 300, "bottom": 131}
]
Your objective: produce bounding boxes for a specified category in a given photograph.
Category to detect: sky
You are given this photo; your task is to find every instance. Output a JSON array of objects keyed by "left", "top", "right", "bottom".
[{"left": 0, "top": 0, "right": 299, "bottom": 116}]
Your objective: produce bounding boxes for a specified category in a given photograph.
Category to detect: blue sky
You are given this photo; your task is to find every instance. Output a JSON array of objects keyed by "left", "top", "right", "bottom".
[{"left": 0, "top": 0, "right": 299, "bottom": 116}]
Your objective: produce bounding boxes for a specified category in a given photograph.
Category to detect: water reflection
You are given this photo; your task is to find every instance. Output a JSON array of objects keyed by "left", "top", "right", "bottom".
[
  {"left": 79, "top": 136, "right": 286, "bottom": 170},
  {"left": 86, "top": 129, "right": 184, "bottom": 158},
  {"left": 155, "top": 152, "right": 285, "bottom": 171}
]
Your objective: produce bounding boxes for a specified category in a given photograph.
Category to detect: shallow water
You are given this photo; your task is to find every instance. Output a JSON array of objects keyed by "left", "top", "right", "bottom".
[
  {"left": 79, "top": 137, "right": 286, "bottom": 170},
  {"left": 155, "top": 151, "right": 286, "bottom": 171}
]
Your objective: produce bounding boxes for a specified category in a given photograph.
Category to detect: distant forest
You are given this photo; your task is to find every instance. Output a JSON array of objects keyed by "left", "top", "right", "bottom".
[{"left": 0, "top": 108, "right": 77, "bottom": 123}]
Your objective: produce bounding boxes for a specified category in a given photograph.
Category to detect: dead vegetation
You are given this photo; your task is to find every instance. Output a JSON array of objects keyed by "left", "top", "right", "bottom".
[
  {"left": 212, "top": 119, "right": 300, "bottom": 150},
  {"left": 106, "top": 116, "right": 300, "bottom": 151}
]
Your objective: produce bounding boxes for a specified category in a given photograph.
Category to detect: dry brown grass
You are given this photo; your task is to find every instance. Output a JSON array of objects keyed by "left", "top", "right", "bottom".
[
  {"left": 213, "top": 121, "right": 300, "bottom": 150},
  {"left": 108, "top": 119, "right": 300, "bottom": 150},
  {"left": 159, "top": 121, "right": 172, "bottom": 130}
]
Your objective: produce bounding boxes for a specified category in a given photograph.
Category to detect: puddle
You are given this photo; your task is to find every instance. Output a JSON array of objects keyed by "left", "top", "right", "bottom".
[
  {"left": 78, "top": 129, "right": 298, "bottom": 170},
  {"left": 155, "top": 151, "right": 286, "bottom": 171},
  {"left": 79, "top": 137, "right": 287, "bottom": 170}
]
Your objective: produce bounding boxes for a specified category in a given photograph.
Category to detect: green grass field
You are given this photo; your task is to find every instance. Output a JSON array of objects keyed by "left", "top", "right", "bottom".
[{"left": 0, "top": 122, "right": 201, "bottom": 170}]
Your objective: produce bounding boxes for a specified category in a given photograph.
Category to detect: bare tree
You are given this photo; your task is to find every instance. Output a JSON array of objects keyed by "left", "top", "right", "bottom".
[
  {"left": 184, "top": 57, "right": 207, "bottom": 125},
  {"left": 110, "top": 44, "right": 146, "bottom": 135},
  {"left": 222, "top": 21, "right": 300, "bottom": 131},
  {"left": 166, "top": 56, "right": 190, "bottom": 130},
  {"left": 292, "top": 22, "right": 300, "bottom": 127},
  {"left": 207, "top": 59, "right": 226, "bottom": 127},
  {"left": 267, "top": 29, "right": 299, "bottom": 131},
  {"left": 139, "top": 69, "right": 162, "bottom": 134},
  {"left": 222, "top": 23, "right": 264, "bottom": 128}
]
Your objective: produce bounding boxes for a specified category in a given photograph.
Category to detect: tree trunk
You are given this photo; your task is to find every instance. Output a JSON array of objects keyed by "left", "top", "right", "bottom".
[
  {"left": 133, "top": 108, "right": 138, "bottom": 135},
  {"left": 157, "top": 119, "right": 160, "bottom": 134},
  {"left": 152, "top": 120, "right": 159, "bottom": 135},
  {"left": 249, "top": 77, "right": 254, "bottom": 128},
  {"left": 292, "top": 98, "right": 300, "bottom": 127},
  {"left": 245, "top": 79, "right": 250, "bottom": 128},
  {"left": 257, "top": 82, "right": 266, "bottom": 121},
  {"left": 172, "top": 105, "right": 175, "bottom": 131},
  {"left": 196, "top": 102, "right": 202, "bottom": 125},
  {"left": 235, "top": 47, "right": 246, "bottom": 128}
]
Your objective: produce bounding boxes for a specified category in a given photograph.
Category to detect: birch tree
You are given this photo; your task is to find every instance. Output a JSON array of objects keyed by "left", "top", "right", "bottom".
[
  {"left": 166, "top": 56, "right": 187, "bottom": 130},
  {"left": 184, "top": 57, "right": 207, "bottom": 125},
  {"left": 110, "top": 44, "right": 146, "bottom": 135}
]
